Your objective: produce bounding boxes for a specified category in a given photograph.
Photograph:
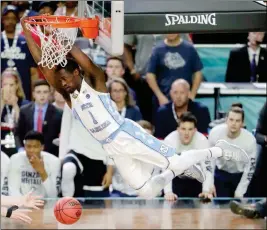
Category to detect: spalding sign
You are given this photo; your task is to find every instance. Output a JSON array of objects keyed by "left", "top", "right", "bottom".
[{"left": 165, "top": 13, "right": 217, "bottom": 26}]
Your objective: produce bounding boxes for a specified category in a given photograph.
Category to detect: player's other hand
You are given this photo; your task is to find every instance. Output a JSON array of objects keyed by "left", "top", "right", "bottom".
[
  {"left": 1, "top": 207, "right": 32, "bottom": 224},
  {"left": 17, "top": 190, "right": 44, "bottom": 210},
  {"left": 164, "top": 192, "right": 178, "bottom": 201},
  {"left": 102, "top": 172, "right": 112, "bottom": 189},
  {"left": 20, "top": 16, "right": 28, "bottom": 26}
]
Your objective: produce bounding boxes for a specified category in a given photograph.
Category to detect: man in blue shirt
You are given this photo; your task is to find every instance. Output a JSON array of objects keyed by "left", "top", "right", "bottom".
[
  {"left": 1, "top": 5, "right": 38, "bottom": 100},
  {"left": 146, "top": 34, "right": 203, "bottom": 113}
]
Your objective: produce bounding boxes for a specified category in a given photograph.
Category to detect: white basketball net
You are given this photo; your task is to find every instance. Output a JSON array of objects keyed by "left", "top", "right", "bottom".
[{"left": 25, "top": 19, "right": 78, "bottom": 69}]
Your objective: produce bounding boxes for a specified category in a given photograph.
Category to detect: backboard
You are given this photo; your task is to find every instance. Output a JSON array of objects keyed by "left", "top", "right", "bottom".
[{"left": 78, "top": 1, "right": 124, "bottom": 56}]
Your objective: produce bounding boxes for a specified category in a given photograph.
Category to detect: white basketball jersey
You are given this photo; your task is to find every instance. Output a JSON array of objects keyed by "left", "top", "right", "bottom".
[{"left": 70, "top": 79, "right": 124, "bottom": 142}]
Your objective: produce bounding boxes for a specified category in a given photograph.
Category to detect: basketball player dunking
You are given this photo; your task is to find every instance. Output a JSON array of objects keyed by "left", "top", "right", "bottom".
[{"left": 21, "top": 17, "right": 249, "bottom": 198}]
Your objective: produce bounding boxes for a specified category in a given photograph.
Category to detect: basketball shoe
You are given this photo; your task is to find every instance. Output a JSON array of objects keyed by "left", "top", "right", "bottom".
[
  {"left": 215, "top": 140, "right": 249, "bottom": 163},
  {"left": 138, "top": 164, "right": 205, "bottom": 199},
  {"left": 179, "top": 164, "right": 206, "bottom": 183}
]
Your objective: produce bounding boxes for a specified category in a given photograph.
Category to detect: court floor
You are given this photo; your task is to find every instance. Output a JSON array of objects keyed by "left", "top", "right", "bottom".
[{"left": 1, "top": 198, "right": 266, "bottom": 229}]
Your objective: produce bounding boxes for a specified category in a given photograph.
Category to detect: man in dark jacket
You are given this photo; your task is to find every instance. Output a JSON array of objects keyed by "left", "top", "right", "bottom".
[
  {"left": 15, "top": 80, "right": 62, "bottom": 156},
  {"left": 226, "top": 32, "right": 266, "bottom": 82}
]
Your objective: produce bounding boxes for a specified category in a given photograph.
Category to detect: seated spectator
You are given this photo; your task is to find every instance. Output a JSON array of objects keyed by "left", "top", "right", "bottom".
[
  {"left": 59, "top": 104, "right": 112, "bottom": 198},
  {"left": 226, "top": 32, "right": 266, "bottom": 82},
  {"left": 1, "top": 5, "right": 38, "bottom": 100},
  {"left": 106, "top": 57, "right": 126, "bottom": 80},
  {"left": 155, "top": 79, "right": 210, "bottom": 139},
  {"left": 209, "top": 102, "right": 247, "bottom": 129},
  {"left": 107, "top": 78, "right": 142, "bottom": 122},
  {"left": 209, "top": 107, "right": 257, "bottom": 198},
  {"left": 146, "top": 33, "right": 203, "bottom": 114},
  {"left": 163, "top": 112, "right": 214, "bottom": 200},
  {"left": 106, "top": 57, "right": 136, "bottom": 100},
  {"left": 110, "top": 120, "right": 160, "bottom": 197},
  {"left": 15, "top": 80, "right": 62, "bottom": 156},
  {"left": 1, "top": 68, "right": 29, "bottom": 155},
  {"left": 8, "top": 131, "right": 61, "bottom": 198},
  {"left": 1, "top": 151, "right": 10, "bottom": 195}
]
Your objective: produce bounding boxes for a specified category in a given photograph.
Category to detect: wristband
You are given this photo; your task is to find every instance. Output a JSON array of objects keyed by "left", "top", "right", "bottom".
[{"left": 6, "top": 205, "right": 19, "bottom": 218}]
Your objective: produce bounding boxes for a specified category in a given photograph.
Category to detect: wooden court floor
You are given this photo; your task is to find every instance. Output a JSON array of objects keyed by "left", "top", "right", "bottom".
[{"left": 1, "top": 199, "right": 266, "bottom": 229}]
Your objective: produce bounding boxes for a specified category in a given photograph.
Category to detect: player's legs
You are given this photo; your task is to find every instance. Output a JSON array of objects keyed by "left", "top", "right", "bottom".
[
  {"left": 105, "top": 120, "right": 249, "bottom": 198},
  {"left": 117, "top": 120, "right": 249, "bottom": 173}
]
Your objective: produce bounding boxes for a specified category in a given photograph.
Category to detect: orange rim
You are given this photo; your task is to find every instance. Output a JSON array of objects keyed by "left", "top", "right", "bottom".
[
  {"left": 25, "top": 15, "right": 100, "bottom": 38},
  {"left": 24, "top": 15, "right": 99, "bottom": 28}
]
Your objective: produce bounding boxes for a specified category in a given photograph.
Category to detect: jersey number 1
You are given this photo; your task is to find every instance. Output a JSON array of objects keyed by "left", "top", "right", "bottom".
[{"left": 88, "top": 111, "right": 98, "bottom": 125}]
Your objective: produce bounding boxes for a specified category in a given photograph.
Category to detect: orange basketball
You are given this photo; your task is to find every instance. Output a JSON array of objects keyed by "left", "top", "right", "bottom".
[{"left": 54, "top": 197, "right": 82, "bottom": 225}]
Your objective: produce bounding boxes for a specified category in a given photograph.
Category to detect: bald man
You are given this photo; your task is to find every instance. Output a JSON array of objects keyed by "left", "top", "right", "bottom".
[{"left": 154, "top": 79, "right": 211, "bottom": 139}]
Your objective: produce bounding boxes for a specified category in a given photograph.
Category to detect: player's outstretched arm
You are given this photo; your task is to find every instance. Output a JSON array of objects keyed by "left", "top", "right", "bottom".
[
  {"left": 21, "top": 17, "right": 70, "bottom": 102},
  {"left": 70, "top": 45, "right": 107, "bottom": 92}
]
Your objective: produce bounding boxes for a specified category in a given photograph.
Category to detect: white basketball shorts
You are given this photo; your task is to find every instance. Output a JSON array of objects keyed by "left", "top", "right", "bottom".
[{"left": 102, "top": 119, "right": 176, "bottom": 190}]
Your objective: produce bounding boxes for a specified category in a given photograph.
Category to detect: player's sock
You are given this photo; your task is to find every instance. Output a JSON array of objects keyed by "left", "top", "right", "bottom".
[
  {"left": 138, "top": 169, "right": 175, "bottom": 199},
  {"left": 167, "top": 148, "right": 222, "bottom": 176},
  {"left": 61, "top": 162, "right": 76, "bottom": 197}
]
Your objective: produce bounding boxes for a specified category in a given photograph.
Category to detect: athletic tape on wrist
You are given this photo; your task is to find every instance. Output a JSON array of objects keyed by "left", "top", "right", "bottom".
[{"left": 6, "top": 205, "right": 19, "bottom": 218}]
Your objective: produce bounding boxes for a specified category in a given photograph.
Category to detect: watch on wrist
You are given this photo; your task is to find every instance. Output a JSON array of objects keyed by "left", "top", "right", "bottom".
[{"left": 6, "top": 205, "right": 18, "bottom": 218}]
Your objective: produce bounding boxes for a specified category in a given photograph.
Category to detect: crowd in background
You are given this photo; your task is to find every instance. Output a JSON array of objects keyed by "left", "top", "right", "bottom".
[{"left": 1, "top": 1, "right": 267, "bottom": 201}]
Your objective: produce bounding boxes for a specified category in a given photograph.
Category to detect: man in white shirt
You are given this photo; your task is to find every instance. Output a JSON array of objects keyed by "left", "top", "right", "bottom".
[
  {"left": 209, "top": 107, "right": 257, "bottom": 198},
  {"left": 8, "top": 131, "right": 61, "bottom": 198},
  {"left": 164, "top": 112, "right": 214, "bottom": 201},
  {"left": 1, "top": 151, "right": 10, "bottom": 195}
]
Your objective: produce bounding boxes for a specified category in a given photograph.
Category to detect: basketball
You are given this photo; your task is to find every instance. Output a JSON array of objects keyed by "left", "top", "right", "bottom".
[{"left": 54, "top": 197, "right": 82, "bottom": 225}]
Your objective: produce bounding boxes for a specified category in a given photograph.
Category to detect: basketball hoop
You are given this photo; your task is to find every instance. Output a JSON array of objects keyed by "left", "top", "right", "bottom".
[{"left": 24, "top": 15, "right": 99, "bottom": 69}]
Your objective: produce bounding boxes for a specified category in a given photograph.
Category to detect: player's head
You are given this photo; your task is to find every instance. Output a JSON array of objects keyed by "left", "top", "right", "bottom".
[
  {"left": 170, "top": 79, "right": 190, "bottom": 108},
  {"left": 33, "top": 79, "right": 51, "bottom": 106},
  {"left": 106, "top": 57, "right": 125, "bottom": 79},
  {"left": 55, "top": 58, "right": 81, "bottom": 94},
  {"left": 178, "top": 112, "right": 197, "bottom": 145},
  {"left": 226, "top": 107, "right": 244, "bottom": 135},
  {"left": 248, "top": 32, "right": 265, "bottom": 46},
  {"left": 24, "top": 131, "right": 44, "bottom": 159},
  {"left": 137, "top": 120, "right": 154, "bottom": 135},
  {"left": 2, "top": 5, "right": 19, "bottom": 34}
]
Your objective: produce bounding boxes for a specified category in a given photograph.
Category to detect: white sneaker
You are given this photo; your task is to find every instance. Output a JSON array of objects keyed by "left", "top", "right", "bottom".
[
  {"left": 180, "top": 164, "right": 206, "bottom": 183},
  {"left": 215, "top": 140, "right": 249, "bottom": 163}
]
